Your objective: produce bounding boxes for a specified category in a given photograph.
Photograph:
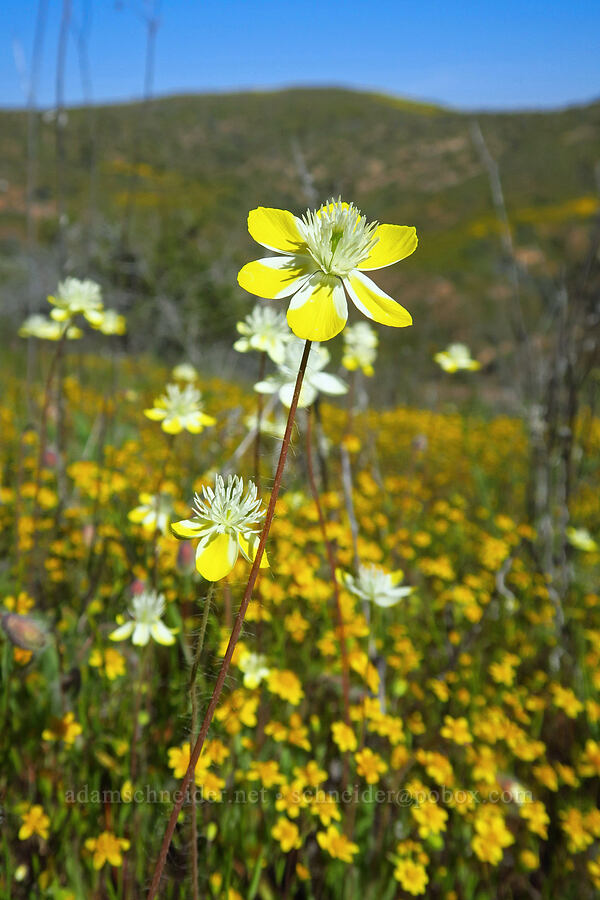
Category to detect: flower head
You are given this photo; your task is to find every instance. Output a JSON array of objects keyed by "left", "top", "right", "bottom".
[
  {"left": 128, "top": 492, "right": 172, "bottom": 535},
  {"left": 238, "top": 651, "right": 271, "bottom": 689},
  {"left": 238, "top": 199, "right": 417, "bottom": 341},
  {"left": 434, "top": 343, "right": 480, "bottom": 373},
  {"left": 109, "top": 590, "right": 176, "bottom": 646},
  {"left": 84, "top": 831, "right": 130, "bottom": 869},
  {"left": 255, "top": 338, "right": 347, "bottom": 408},
  {"left": 234, "top": 304, "right": 292, "bottom": 364},
  {"left": 171, "top": 474, "right": 268, "bottom": 581},
  {"left": 342, "top": 321, "right": 378, "bottom": 375},
  {"left": 172, "top": 362, "right": 198, "bottom": 382},
  {"left": 566, "top": 527, "right": 597, "bottom": 552},
  {"left": 19, "top": 314, "right": 82, "bottom": 341},
  {"left": 18, "top": 805, "right": 50, "bottom": 841},
  {"left": 144, "top": 383, "right": 216, "bottom": 434},
  {"left": 340, "top": 564, "right": 413, "bottom": 608},
  {"left": 91, "top": 309, "right": 127, "bottom": 335},
  {"left": 48, "top": 277, "right": 104, "bottom": 324}
]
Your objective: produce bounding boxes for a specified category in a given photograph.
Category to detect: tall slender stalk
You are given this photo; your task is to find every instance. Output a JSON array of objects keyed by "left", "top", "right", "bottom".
[
  {"left": 189, "top": 583, "right": 214, "bottom": 900},
  {"left": 147, "top": 340, "right": 312, "bottom": 899}
]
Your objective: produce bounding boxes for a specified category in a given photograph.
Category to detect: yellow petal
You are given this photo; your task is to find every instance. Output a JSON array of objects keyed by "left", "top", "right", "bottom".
[
  {"left": 286, "top": 274, "right": 347, "bottom": 341},
  {"left": 248, "top": 207, "right": 305, "bottom": 253},
  {"left": 144, "top": 408, "right": 166, "bottom": 421},
  {"left": 237, "top": 256, "right": 311, "bottom": 300},
  {"left": 161, "top": 417, "right": 182, "bottom": 434},
  {"left": 196, "top": 533, "right": 238, "bottom": 581},
  {"left": 238, "top": 533, "right": 269, "bottom": 569},
  {"left": 357, "top": 224, "right": 418, "bottom": 271},
  {"left": 171, "top": 518, "right": 202, "bottom": 538},
  {"left": 344, "top": 272, "right": 412, "bottom": 328},
  {"left": 128, "top": 507, "right": 146, "bottom": 524}
]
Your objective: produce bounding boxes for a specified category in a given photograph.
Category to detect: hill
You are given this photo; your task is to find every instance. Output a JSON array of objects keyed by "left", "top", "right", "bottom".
[{"left": 0, "top": 87, "right": 599, "bottom": 399}]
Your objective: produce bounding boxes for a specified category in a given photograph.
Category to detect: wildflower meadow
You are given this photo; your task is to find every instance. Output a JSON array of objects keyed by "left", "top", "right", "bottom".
[{"left": 1, "top": 7, "right": 600, "bottom": 899}]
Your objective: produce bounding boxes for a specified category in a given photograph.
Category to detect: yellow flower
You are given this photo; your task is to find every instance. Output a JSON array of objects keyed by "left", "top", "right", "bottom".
[
  {"left": 247, "top": 760, "right": 285, "bottom": 788},
  {"left": 560, "top": 808, "right": 594, "bottom": 853},
  {"left": 434, "top": 343, "right": 480, "bottom": 373},
  {"left": 471, "top": 806, "right": 514, "bottom": 864},
  {"left": 393, "top": 858, "right": 429, "bottom": 895},
  {"left": 316, "top": 825, "right": 359, "bottom": 862},
  {"left": 411, "top": 798, "right": 448, "bottom": 838},
  {"left": 271, "top": 817, "right": 302, "bottom": 852},
  {"left": 238, "top": 199, "right": 416, "bottom": 342},
  {"left": 89, "top": 647, "right": 126, "bottom": 680},
  {"left": 440, "top": 715, "right": 472, "bottom": 745},
  {"left": 355, "top": 747, "right": 387, "bottom": 785},
  {"left": 171, "top": 474, "right": 268, "bottom": 581},
  {"left": 519, "top": 800, "right": 549, "bottom": 839},
  {"left": 310, "top": 790, "right": 341, "bottom": 826},
  {"left": 42, "top": 712, "right": 82, "bottom": 746},
  {"left": 275, "top": 781, "right": 307, "bottom": 818},
  {"left": 331, "top": 721, "right": 357, "bottom": 753},
  {"left": 342, "top": 321, "right": 378, "bottom": 375},
  {"left": 144, "top": 383, "right": 216, "bottom": 434},
  {"left": 267, "top": 669, "right": 304, "bottom": 706},
  {"left": 84, "top": 831, "right": 130, "bottom": 869},
  {"left": 578, "top": 739, "right": 600, "bottom": 777},
  {"left": 18, "top": 805, "right": 50, "bottom": 840}
]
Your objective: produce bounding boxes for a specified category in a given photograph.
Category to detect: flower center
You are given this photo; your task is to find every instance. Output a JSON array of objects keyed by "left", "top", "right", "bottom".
[{"left": 299, "top": 199, "right": 379, "bottom": 278}]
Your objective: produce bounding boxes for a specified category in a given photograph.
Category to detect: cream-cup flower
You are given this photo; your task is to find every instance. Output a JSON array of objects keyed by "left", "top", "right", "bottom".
[
  {"left": 48, "top": 277, "right": 104, "bottom": 324},
  {"left": 144, "top": 384, "right": 216, "bottom": 435},
  {"left": 339, "top": 564, "right": 413, "bottom": 608},
  {"left": 342, "top": 321, "right": 379, "bottom": 375},
  {"left": 434, "top": 343, "right": 481, "bottom": 373},
  {"left": 254, "top": 339, "right": 347, "bottom": 408},
  {"left": 109, "top": 591, "right": 176, "bottom": 646},
  {"left": 234, "top": 304, "right": 293, "bottom": 364},
  {"left": 171, "top": 474, "right": 268, "bottom": 582},
  {"left": 238, "top": 199, "right": 417, "bottom": 342}
]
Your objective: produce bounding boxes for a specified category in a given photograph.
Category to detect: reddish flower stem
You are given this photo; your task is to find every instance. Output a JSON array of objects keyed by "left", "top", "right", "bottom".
[{"left": 147, "top": 339, "right": 312, "bottom": 900}]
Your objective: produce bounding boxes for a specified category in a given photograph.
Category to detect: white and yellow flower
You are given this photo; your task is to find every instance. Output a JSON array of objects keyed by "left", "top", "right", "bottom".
[
  {"left": 172, "top": 363, "right": 199, "bottom": 382},
  {"left": 91, "top": 309, "right": 127, "bottom": 335},
  {"left": 234, "top": 304, "right": 292, "bottom": 364},
  {"left": 566, "top": 527, "right": 597, "bottom": 553},
  {"left": 238, "top": 651, "right": 271, "bottom": 689},
  {"left": 254, "top": 339, "right": 347, "bottom": 408},
  {"left": 342, "top": 321, "right": 378, "bottom": 375},
  {"left": 144, "top": 384, "right": 216, "bottom": 434},
  {"left": 128, "top": 493, "right": 172, "bottom": 535},
  {"left": 339, "top": 564, "right": 413, "bottom": 608},
  {"left": 109, "top": 591, "right": 176, "bottom": 646},
  {"left": 434, "top": 343, "right": 480, "bottom": 373},
  {"left": 18, "top": 314, "right": 82, "bottom": 341},
  {"left": 237, "top": 199, "right": 416, "bottom": 342},
  {"left": 48, "top": 277, "right": 104, "bottom": 324},
  {"left": 171, "top": 474, "right": 268, "bottom": 581}
]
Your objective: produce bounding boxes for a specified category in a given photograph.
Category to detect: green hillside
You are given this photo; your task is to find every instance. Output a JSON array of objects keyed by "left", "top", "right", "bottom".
[{"left": 1, "top": 88, "right": 599, "bottom": 394}]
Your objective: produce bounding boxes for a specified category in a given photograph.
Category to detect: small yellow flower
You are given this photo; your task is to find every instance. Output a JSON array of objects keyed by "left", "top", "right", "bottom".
[
  {"left": 331, "top": 721, "right": 357, "bottom": 753},
  {"left": 316, "top": 825, "right": 359, "bottom": 862},
  {"left": 18, "top": 805, "right": 50, "bottom": 841},
  {"left": 440, "top": 715, "right": 473, "bottom": 745},
  {"left": 42, "top": 712, "right": 82, "bottom": 746},
  {"left": 354, "top": 747, "right": 387, "bottom": 785},
  {"left": 267, "top": 669, "right": 304, "bottom": 706},
  {"left": 271, "top": 817, "right": 301, "bottom": 852},
  {"left": 84, "top": 831, "right": 130, "bottom": 869},
  {"left": 393, "top": 858, "right": 429, "bottom": 895},
  {"left": 411, "top": 798, "right": 448, "bottom": 838}
]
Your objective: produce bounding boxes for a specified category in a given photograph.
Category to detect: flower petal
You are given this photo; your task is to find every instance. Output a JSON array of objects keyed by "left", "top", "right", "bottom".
[
  {"left": 144, "top": 408, "right": 166, "bottom": 421},
  {"left": 280, "top": 381, "right": 317, "bottom": 409},
  {"left": 171, "top": 518, "right": 202, "bottom": 538},
  {"left": 150, "top": 621, "right": 176, "bottom": 646},
  {"left": 310, "top": 371, "right": 348, "bottom": 396},
  {"left": 132, "top": 623, "right": 150, "bottom": 646},
  {"left": 196, "top": 533, "right": 238, "bottom": 581},
  {"left": 109, "top": 622, "right": 134, "bottom": 641},
  {"left": 344, "top": 271, "right": 412, "bottom": 328},
  {"left": 237, "top": 256, "right": 312, "bottom": 300},
  {"left": 286, "top": 274, "right": 348, "bottom": 342},
  {"left": 161, "top": 416, "right": 183, "bottom": 434},
  {"left": 238, "top": 533, "right": 269, "bottom": 569},
  {"left": 248, "top": 207, "right": 306, "bottom": 253},
  {"left": 357, "top": 224, "right": 418, "bottom": 271}
]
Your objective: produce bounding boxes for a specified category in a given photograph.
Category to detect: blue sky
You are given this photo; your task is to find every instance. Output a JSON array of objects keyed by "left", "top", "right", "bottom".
[{"left": 2, "top": 0, "right": 599, "bottom": 111}]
